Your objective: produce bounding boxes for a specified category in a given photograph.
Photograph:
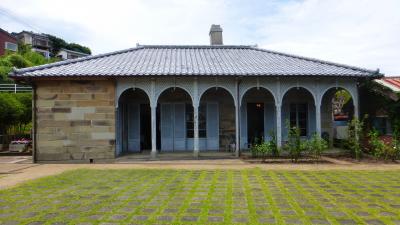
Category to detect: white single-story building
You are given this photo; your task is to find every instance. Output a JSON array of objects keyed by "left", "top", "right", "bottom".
[{"left": 11, "top": 25, "right": 382, "bottom": 162}]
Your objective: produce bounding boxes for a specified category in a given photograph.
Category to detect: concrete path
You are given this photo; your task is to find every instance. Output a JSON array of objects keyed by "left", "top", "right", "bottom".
[{"left": 0, "top": 158, "right": 400, "bottom": 190}]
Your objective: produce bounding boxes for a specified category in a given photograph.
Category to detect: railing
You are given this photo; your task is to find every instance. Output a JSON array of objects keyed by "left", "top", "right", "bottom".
[{"left": 0, "top": 84, "right": 32, "bottom": 93}]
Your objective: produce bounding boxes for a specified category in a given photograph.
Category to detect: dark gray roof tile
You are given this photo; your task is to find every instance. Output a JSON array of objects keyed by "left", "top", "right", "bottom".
[{"left": 11, "top": 45, "right": 381, "bottom": 78}]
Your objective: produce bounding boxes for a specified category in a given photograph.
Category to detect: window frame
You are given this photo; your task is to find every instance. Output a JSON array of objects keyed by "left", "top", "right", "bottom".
[
  {"left": 289, "top": 103, "right": 308, "bottom": 137},
  {"left": 4, "top": 42, "right": 17, "bottom": 51},
  {"left": 186, "top": 103, "right": 207, "bottom": 138}
]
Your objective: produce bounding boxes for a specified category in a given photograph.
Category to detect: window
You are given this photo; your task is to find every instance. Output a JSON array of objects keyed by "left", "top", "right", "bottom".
[
  {"left": 5, "top": 42, "right": 17, "bottom": 51},
  {"left": 290, "top": 103, "right": 308, "bottom": 136},
  {"left": 372, "top": 117, "right": 388, "bottom": 135},
  {"left": 186, "top": 104, "right": 207, "bottom": 138}
]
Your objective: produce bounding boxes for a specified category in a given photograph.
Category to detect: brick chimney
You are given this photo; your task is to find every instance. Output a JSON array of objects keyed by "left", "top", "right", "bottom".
[{"left": 209, "top": 24, "right": 223, "bottom": 45}]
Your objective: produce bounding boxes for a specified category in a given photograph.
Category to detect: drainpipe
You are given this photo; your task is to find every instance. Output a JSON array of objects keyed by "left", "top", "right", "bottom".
[{"left": 32, "top": 82, "right": 37, "bottom": 163}]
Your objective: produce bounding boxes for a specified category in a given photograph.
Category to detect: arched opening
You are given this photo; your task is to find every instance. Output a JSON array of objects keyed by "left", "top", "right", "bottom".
[
  {"left": 281, "top": 87, "right": 316, "bottom": 140},
  {"left": 199, "top": 87, "right": 235, "bottom": 151},
  {"left": 240, "top": 87, "right": 276, "bottom": 149},
  {"left": 320, "top": 87, "right": 354, "bottom": 146},
  {"left": 157, "top": 87, "right": 193, "bottom": 151},
  {"left": 117, "top": 88, "right": 151, "bottom": 156}
]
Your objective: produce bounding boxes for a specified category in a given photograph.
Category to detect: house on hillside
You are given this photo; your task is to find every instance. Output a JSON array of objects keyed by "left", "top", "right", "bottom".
[
  {"left": 56, "top": 48, "right": 90, "bottom": 60},
  {"left": 0, "top": 28, "right": 18, "bottom": 56},
  {"left": 10, "top": 25, "right": 382, "bottom": 162},
  {"left": 13, "top": 31, "right": 51, "bottom": 58}
]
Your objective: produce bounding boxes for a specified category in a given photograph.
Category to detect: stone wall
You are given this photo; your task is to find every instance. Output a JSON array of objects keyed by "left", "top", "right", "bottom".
[{"left": 35, "top": 80, "right": 115, "bottom": 161}]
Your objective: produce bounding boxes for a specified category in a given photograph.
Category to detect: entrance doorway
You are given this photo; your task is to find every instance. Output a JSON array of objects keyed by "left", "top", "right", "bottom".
[
  {"left": 247, "top": 103, "right": 264, "bottom": 144},
  {"left": 140, "top": 104, "right": 151, "bottom": 150}
]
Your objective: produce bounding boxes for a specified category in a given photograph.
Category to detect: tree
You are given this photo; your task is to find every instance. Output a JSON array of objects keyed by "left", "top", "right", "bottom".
[
  {"left": 47, "top": 34, "right": 68, "bottom": 57},
  {"left": 15, "top": 93, "right": 32, "bottom": 126},
  {"left": 0, "top": 44, "right": 57, "bottom": 83},
  {"left": 47, "top": 34, "right": 92, "bottom": 56},
  {"left": 0, "top": 93, "right": 24, "bottom": 143},
  {"left": 66, "top": 43, "right": 91, "bottom": 55}
]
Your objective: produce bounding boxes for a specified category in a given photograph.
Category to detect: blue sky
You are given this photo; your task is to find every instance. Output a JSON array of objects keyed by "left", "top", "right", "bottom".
[{"left": 1, "top": 0, "right": 399, "bottom": 75}]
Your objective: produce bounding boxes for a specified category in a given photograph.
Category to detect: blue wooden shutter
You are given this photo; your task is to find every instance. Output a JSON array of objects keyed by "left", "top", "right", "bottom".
[
  {"left": 174, "top": 103, "right": 186, "bottom": 150},
  {"left": 116, "top": 106, "right": 122, "bottom": 156},
  {"left": 127, "top": 103, "right": 140, "bottom": 152},
  {"left": 206, "top": 102, "right": 219, "bottom": 150},
  {"left": 264, "top": 103, "right": 275, "bottom": 141},
  {"left": 161, "top": 103, "right": 174, "bottom": 151},
  {"left": 308, "top": 103, "right": 316, "bottom": 137},
  {"left": 240, "top": 104, "right": 248, "bottom": 149},
  {"left": 282, "top": 103, "right": 289, "bottom": 140}
]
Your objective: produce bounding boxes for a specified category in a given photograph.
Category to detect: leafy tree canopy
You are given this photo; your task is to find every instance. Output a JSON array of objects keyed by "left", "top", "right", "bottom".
[
  {"left": 0, "top": 44, "right": 57, "bottom": 83},
  {"left": 47, "top": 34, "right": 91, "bottom": 56}
]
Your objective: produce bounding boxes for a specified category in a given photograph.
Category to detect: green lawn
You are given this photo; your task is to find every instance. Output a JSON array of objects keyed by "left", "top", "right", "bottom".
[{"left": 0, "top": 169, "right": 400, "bottom": 225}]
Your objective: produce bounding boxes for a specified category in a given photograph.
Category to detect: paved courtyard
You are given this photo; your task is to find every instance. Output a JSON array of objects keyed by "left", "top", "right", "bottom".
[{"left": 0, "top": 169, "right": 400, "bottom": 224}]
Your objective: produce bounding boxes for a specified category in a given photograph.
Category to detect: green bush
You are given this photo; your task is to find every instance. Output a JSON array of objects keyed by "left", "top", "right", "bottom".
[
  {"left": 306, "top": 133, "right": 328, "bottom": 160},
  {"left": 285, "top": 125, "right": 307, "bottom": 162},
  {"left": 250, "top": 131, "right": 280, "bottom": 159},
  {"left": 347, "top": 118, "right": 364, "bottom": 160},
  {"left": 269, "top": 131, "right": 280, "bottom": 157},
  {"left": 369, "top": 128, "right": 400, "bottom": 161},
  {"left": 0, "top": 93, "right": 24, "bottom": 141}
]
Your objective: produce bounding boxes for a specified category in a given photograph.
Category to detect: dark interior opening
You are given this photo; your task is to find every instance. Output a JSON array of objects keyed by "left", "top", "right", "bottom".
[
  {"left": 247, "top": 102, "right": 264, "bottom": 144},
  {"left": 140, "top": 104, "right": 151, "bottom": 150}
]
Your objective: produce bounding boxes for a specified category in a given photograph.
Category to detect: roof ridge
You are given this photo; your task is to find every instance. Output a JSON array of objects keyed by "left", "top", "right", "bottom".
[
  {"left": 249, "top": 46, "right": 380, "bottom": 75},
  {"left": 138, "top": 44, "right": 254, "bottom": 49}
]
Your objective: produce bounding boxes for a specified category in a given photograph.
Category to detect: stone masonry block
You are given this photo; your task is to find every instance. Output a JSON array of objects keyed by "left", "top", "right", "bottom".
[{"left": 91, "top": 132, "right": 115, "bottom": 140}]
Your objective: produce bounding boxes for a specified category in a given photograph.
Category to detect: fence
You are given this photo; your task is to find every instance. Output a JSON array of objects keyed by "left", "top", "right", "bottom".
[{"left": 0, "top": 83, "right": 32, "bottom": 93}]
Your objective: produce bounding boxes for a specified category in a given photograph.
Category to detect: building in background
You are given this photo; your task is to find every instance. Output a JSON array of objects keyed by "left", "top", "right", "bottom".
[
  {"left": 12, "top": 31, "right": 51, "bottom": 58},
  {"left": 57, "top": 48, "right": 89, "bottom": 60},
  {"left": 0, "top": 28, "right": 18, "bottom": 56}
]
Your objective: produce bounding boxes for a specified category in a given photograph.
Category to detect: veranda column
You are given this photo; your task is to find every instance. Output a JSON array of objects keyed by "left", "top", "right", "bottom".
[
  {"left": 193, "top": 106, "right": 199, "bottom": 157},
  {"left": 193, "top": 78, "right": 199, "bottom": 158},
  {"left": 150, "top": 79, "right": 157, "bottom": 159},
  {"left": 315, "top": 102, "right": 322, "bottom": 137},
  {"left": 276, "top": 104, "right": 282, "bottom": 147},
  {"left": 235, "top": 79, "right": 240, "bottom": 157},
  {"left": 235, "top": 104, "right": 240, "bottom": 157},
  {"left": 150, "top": 106, "right": 157, "bottom": 159}
]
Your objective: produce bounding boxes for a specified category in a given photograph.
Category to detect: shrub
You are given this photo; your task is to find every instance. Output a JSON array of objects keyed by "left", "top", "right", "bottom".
[
  {"left": 368, "top": 129, "right": 400, "bottom": 161},
  {"left": 268, "top": 131, "right": 280, "bottom": 157},
  {"left": 306, "top": 133, "right": 328, "bottom": 160},
  {"left": 368, "top": 129, "right": 385, "bottom": 160},
  {"left": 0, "top": 93, "right": 24, "bottom": 142},
  {"left": 250, "top": 131, "right": 280, "bottom": 159},
  {"left": 347, "top": 118, "right": 365, "bottom": 160},
  {"left": 285, "top": 125, "right": 306, "bottom": 162}
]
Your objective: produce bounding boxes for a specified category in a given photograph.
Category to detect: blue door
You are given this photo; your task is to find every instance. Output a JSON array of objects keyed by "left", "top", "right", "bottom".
[
  {"left": 161, "top": 103, "right": 174, "bottom": 151},
  {"left": 127, "top": 103, "right": 140, "bottom": 152},
  {"left": 206, "top": 103, "right": 219, "bottom": 150}
]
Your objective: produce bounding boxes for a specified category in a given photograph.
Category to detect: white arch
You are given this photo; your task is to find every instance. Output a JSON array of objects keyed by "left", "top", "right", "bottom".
[
  {"left": 198, "top": 86, "right": 236, "bottom": 106},
  {"left": 240, "top": 86, "right": 277, "bottom": 106},
  {"left": 280, "top": 86, "right": 316, "bottom": 105},
  {"left": 319, "top": 86, "right": 357, "bottom": 107},
  {"left": 156, "top": 86, "right": 194, "bottom": 104},
  {"left": 116, "top": 87, "right": 151, "bottom": 107}
]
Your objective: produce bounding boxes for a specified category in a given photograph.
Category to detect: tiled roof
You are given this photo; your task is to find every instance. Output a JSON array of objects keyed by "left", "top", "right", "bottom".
[
  {"left": 374, "top": 77, "right": 400, "bottom": 93},
  {"left": 10, "top": 45, "right": 382, "bottom": 78}
]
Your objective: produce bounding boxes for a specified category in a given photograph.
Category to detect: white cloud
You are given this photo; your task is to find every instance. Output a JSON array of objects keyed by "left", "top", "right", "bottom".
[
  {"left": 0, "top": 0, "right": 399, "bottom": 75},
  {"left": 255, "top": 0, "right": 400, "bottom": 76}
]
